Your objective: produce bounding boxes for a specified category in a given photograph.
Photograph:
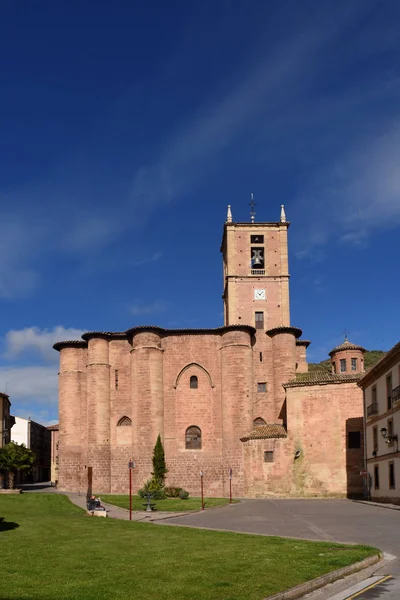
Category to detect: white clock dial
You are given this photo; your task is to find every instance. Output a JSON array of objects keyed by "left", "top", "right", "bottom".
[{"left": 254, "top": 289, "right": 266, "bottom": 300}]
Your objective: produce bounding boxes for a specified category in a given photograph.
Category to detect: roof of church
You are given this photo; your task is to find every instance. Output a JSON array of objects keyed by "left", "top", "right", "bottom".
[
  {"left": 284, "top": 371, "right": 364, "bottom": 388},
  {"left": 53, "top": 340, "right": 88, "bottom": 351},
  {"left": 266, "top": 325, "right": 303, "bottom": 338},
  {"left": 124, "top": 324, "right": 256, "bottom": 337},
  {"left": 240, "top": 424, "right": 287, "bottom": 442},
  {"left": 296, "top": 339, "right": 311, "bottom": 347},
  {"left": 329, "top": 339, "right": 366, "bottom": 356},
  {"left": 53, "top": 324, "right": 257, "bottom": 350}
]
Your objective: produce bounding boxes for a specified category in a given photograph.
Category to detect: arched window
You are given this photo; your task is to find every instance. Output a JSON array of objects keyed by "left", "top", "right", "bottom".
[
  {"left": 186, "top": 426, "right": 202, "bottom": 449},
  {"left": 190, "top": 375, "right": 198, "bottom": 389},
  {"left": 253, "top": 417, "right": 266, "bottom": 427},
  {"left": 117, "top": 416, "right": 132, "bottom": 427}
]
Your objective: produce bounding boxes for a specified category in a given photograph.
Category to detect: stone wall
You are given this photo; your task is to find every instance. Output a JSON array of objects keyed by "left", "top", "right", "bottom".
[{"left": 285, "top": 382, "right": 364, "bottom": 497}]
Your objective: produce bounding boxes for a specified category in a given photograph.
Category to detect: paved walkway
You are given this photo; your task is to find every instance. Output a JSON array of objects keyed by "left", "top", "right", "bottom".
[
  {"left": 160, "top": 498, "right": 400, "bottom": 559},
  {"left": 65, "top": 492, "right": 189, "bottom": 522}
]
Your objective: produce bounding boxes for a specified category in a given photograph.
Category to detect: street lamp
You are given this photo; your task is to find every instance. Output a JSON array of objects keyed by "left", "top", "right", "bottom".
[{"left": 380, "top": 428, "right": 398, "bottom": 444}]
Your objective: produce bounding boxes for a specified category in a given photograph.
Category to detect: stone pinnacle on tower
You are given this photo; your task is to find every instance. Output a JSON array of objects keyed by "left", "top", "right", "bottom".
[
  {"left": 280, "top": 205, "right": 287, "bottom": 223},
  {"left": 226, "top": 205, "right": 233, "bottom": 223}
]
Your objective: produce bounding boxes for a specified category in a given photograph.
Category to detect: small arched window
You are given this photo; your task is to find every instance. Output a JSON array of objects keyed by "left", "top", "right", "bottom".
[
  {"left": 186, "top": 426, "right": 202, "bottom": 449},
  {"left": 253, "top": 417, "right": 266, "bottom": 427},
  {"left": 190, "top": 375, "right": 198, "bottom": 389},
  {"left": 117, "top": 416, "right": 132, "bottom": 427}
]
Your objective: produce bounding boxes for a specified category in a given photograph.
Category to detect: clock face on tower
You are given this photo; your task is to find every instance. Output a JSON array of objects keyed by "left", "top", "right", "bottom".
[{"left": 254, "top": 289, "right": 266, "bottom": 300}]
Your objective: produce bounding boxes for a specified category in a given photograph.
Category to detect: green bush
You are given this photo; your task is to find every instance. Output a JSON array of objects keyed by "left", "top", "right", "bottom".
[
  {"left": 178, "top": 489, "right": 189, "bottom": 499},
  {"left": 138, "top": 477, "right": 166, "bottom": 500},
  {"left": 152, "top": 435, "right": 168, "bottom": 485},
  {"left": 164, "top": 486, "right": 183, "bottom": 498}
]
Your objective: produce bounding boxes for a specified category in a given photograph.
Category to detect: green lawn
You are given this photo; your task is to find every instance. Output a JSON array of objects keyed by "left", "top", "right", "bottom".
[
  {"left": 0, "top": 494, "right": 379, "bottom": 600},
  {"left": 100, "top": 494, "right": 236, "bottom": 511}
]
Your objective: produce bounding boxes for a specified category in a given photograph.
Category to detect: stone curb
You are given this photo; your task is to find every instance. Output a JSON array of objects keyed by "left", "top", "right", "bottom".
[
  {"left": 263, "top": 553, "right": 382, "bottom": 600},
  {"left": 352, "top": 499, "right": 400, "bottom": 511}
]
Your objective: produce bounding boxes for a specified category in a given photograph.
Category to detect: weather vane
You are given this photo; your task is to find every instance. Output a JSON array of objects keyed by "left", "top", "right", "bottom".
[{"left": 249, "top": 193, "right": 256, "bottom": 223}]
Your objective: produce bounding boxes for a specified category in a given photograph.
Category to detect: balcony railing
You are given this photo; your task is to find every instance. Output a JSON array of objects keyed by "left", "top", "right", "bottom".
[
  {"left": 367, "top": 403, "right": 379, "bottom": 417},
  {"left": 392, "top": 385, "right": 400, "bottom": 404},
  {"left": 251, "top": 269, "right": 265, "bottom": 275}
]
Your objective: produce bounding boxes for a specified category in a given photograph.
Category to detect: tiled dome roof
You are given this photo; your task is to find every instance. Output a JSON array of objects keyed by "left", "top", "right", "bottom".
[{"left": 329, "top": 339, "right": 366, "bottom": 357}]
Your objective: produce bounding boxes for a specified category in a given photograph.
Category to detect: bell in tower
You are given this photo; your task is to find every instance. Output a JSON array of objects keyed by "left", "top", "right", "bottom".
[{"left": 251, "top": 247, "right": 265, "bottom": 269}]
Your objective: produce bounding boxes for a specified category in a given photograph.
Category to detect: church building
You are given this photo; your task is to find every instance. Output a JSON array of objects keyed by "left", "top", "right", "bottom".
[{"left": 54, "top": 205, "right": 365, "bottom": 498}]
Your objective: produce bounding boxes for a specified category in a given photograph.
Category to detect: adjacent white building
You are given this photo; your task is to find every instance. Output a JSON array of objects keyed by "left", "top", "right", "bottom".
[
  {"left": 11, "top": 416, "right": 29, "bottom": 446},
  {"left": 11, "top": 416, "right": 51, "bottom": 483},
  {"left": 359, "top": 342, "right": 400, "bottom": 504}
]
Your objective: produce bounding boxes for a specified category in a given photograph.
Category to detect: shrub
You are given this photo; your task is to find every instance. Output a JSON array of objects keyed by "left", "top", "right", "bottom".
[
  {"left": 164, "top": 486, "right": 183, "bottom": 498},
  {"left": 138, "top": 477, "right": 166, "bottom": 500},
  {"left": 178, "top": 489, "right": 189, "bottom": 500},
  {"left": 152, "top": 435, "right": 168, "bottom": 485}
]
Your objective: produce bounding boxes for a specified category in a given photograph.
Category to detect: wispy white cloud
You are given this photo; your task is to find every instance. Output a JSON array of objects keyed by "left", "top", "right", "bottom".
[
  {"left": 0, "top": 214, "right": 42, "bottom": 299},
  {"left": 4, "top": 326, "right": 85, "bottom": 362},
  {"left": 129, "top": 300, "right": 166, "bottom": 316},
  {"left": 0, "top": 366, "right": 58, "bottom": 404},
  {"left": 61, "top": 212, "right": 126, "bottom": 254},
  {"left": 0, "top": 1, "right": 390, "bottom": 292},
  {"left": 128, "top": 7, "right": 365, "bottom": 210},
  {"left": 295, "top": 121, "right": 400, "bottom": 259},
  {"left": 131, "top": 252, "right": 162, "bottom": 267}
]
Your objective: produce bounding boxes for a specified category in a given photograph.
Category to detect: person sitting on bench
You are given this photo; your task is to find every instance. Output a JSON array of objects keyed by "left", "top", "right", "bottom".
[{"left": 87, "top": 495, "right": 105, "bottom": 512}]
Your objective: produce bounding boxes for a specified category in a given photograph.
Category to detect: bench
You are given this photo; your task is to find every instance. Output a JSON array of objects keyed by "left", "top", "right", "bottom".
[{"left": 87, "top": 509, "right": 107, "bottom": 518}]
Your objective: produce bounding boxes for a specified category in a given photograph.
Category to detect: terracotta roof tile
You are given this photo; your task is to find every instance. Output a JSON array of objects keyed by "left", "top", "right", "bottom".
[
  {"left": 54, "top": 325, "right": 257, "bottom": 350},
  {"left": 329, "top": 339, "right": 366, "bottom": 356},
  {"left": 53, "top": 340, "right": 88, "bottom": 351},
  {"left": 241, "top": 424, "right": 287, "bottom": 442},
  {"left": 284, "top": 371, "right": 363, "bottom": 388},
  {"left": 266, "top": 326, "right": 303, "bottom": 339}
]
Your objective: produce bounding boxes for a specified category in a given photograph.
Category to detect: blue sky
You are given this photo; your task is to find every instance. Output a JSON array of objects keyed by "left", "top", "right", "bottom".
[{"left": 1, "top": 1, "right": 399, "bottom": 425}]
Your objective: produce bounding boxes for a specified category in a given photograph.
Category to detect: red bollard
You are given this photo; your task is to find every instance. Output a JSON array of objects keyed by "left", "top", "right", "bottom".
[
  {"left": 200, "top": 470, "right": 204, "bottom": 511},
  {"left": 128, "top": 460, "right": 135, "bottom": 521}
]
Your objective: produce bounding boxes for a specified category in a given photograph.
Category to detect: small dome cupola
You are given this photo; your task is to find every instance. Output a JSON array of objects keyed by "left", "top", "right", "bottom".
[{"left": 329, "top": 336, "right": 366, "bottom": 375}]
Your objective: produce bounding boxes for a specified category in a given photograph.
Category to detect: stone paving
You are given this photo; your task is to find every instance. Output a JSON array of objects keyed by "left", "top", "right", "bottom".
[{"left": 66, "top": 491, "right": 188, "bottom": 522}]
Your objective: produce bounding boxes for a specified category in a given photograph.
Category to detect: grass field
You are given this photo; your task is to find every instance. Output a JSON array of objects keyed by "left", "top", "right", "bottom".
[
  {"left": 0, "top": 494, "right": 378, "bottom": 600},
  {"left": 100, "top": 494, "right": 235, "bottom": 511}
]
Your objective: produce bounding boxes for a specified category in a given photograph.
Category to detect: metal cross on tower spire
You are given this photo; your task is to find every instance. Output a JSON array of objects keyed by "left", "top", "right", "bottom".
[{"left": 249, "top": 193, "right": 256, "bottom": 223}]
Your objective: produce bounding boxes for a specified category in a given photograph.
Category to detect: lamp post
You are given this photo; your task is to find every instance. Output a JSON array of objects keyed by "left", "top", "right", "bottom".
[
  {"left": 380, "top": 428, "right": 398, "bottom": 450},
  {"left": 128, "top": 460, "right": 135, "bottom": 521}
]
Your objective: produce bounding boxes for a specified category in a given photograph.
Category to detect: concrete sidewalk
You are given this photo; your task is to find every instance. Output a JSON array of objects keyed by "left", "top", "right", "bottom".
[{"left": 66, "top": 492, "right": 188, "bottom": 522}]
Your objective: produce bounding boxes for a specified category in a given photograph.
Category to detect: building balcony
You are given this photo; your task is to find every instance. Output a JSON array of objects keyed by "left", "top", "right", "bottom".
[
  {"left": 367, "top": 403, "right": 379, "bottom": 417},
  {"left": 251, "top": 269, "right": 265, "bottom": 275},
  {"left": 392, "top": 385, "right": 400, "bottom": 404}
]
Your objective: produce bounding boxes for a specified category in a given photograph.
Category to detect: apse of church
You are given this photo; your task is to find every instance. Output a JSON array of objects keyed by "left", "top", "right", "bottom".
[{"left": 54, "top": 205, "right": 364, "bottom": 498}]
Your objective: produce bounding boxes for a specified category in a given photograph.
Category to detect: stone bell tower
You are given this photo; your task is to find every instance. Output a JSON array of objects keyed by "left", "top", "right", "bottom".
[{"left": 221, "top": 202, "right": 291, "bottom": 330}]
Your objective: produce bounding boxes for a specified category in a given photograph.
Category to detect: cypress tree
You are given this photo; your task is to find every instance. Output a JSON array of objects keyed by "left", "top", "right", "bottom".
[{"left": 152, "top": 434, "right": 168, "bottom": 485}]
